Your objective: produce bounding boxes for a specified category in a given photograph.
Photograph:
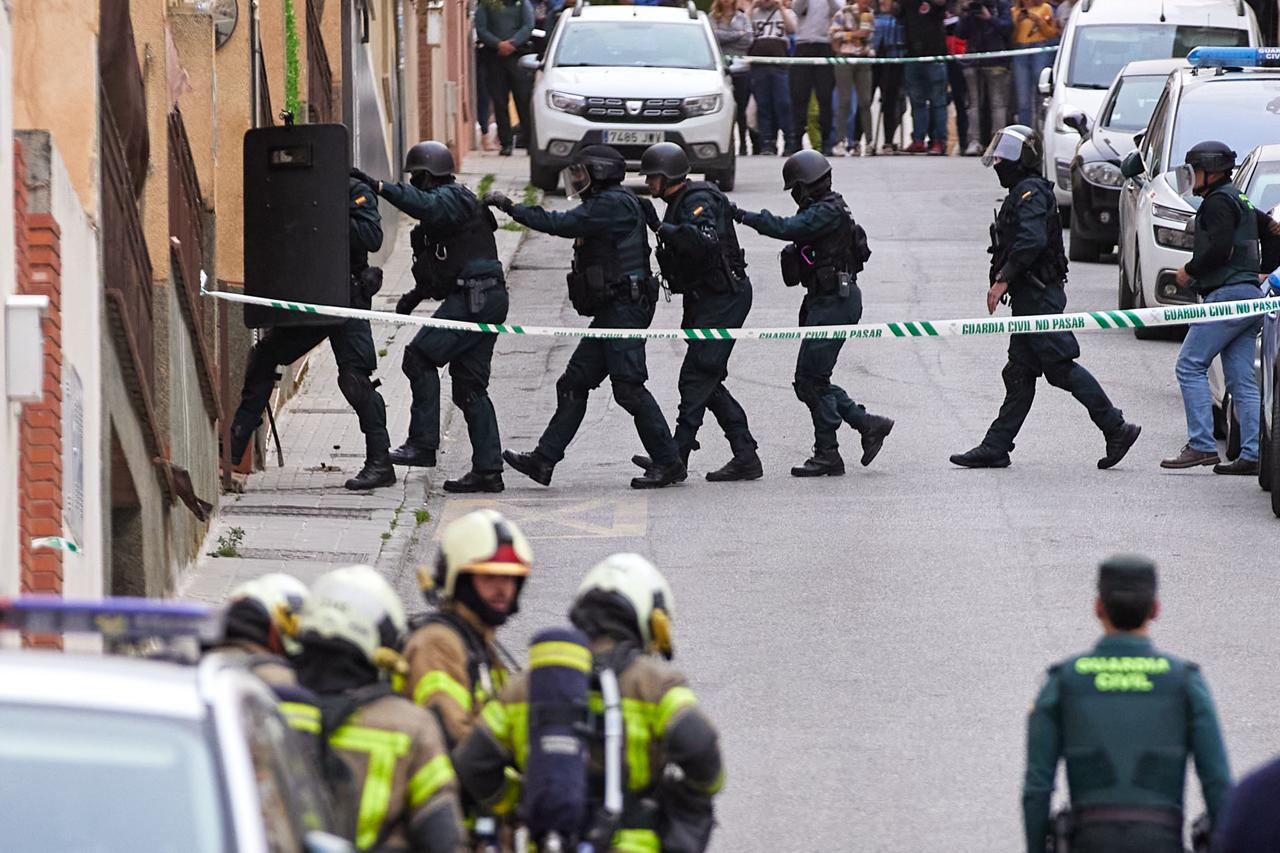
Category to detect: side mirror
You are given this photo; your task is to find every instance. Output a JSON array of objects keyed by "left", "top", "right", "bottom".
[
  {"left": 1120, "top": 150, "right": 1146, "bottom": 180},
  {"left": 1037, "top": 66, "right": 1053, "bottom": 96},
  {"left": 726, "top": 58, "right": 749, "bottom": 76},
  {"left": 1132, "top": 130, "right": 1146, "bottom": 148},
  {"left": 1062, "top": 111, "right": 1090, "bottom": 137},
  {"left": 304, "top": 831, "right": 356, "bottom": 853},
  {"left": 518, "top": 54, "right": 542, "bottom": 72}
]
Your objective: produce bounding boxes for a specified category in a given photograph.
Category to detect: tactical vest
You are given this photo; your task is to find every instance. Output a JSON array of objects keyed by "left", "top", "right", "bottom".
[
  {"left": 781, "top": 192, "right": 867, "bottom": 295},
  {"left": 1055, "top": 648, "right": 1195, "bottom": 812},
  {"left": 657, "top": 181, "right": 747, "bottom": 296},
  {"left": 1192, "top": 182, "right": 1260, "bottom": 295},
  {"left": 411, "top": 184, "right": 501, "bottom": 299},
  {"left": 574, "top": 186, "right": 652, "bottom": 283},
  {"left": 992, "top": 176, "right": 1068, "bottom": 288}
]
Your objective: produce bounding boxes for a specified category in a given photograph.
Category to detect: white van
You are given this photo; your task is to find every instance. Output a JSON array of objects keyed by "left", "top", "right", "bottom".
[{"left": 1039, "top": 0, "right": 1260, "bottom": 211}]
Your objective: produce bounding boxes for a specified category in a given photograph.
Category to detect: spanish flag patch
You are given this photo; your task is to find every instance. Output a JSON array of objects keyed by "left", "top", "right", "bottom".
[
  {"left": 1021, "top": 191, "right": 1033, "bottom": 200},
  {"left": 355, "top": 195, "right": 367, "bottom": 205}
]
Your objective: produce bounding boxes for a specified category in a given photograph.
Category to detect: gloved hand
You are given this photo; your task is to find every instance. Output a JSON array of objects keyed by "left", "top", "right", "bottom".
[
  {"left": 350, "top": 167, "right": 381, "bottom": 193},
  {"left": 657, "top": 222, "right": 679, "bottom": 240},
  {"left": 729, "top": 203, "right": 747, "bottom": 224},
  {"left": 395, "top": 291, "right": 424, "bottom": 315},
  {"left": 481, "top": 191, "right": 515, "bottom": 213}
]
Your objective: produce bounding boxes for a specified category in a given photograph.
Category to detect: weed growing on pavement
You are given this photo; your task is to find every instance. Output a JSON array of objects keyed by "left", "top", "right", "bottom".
[
  {"left": 378, "top": 348, "right": 388, "bottom": 358},
  {"left": 521, "top": 184, "right": 540, "bottom": 206},
  {"left": 381, "top": 531, "right": 392, "bottom": 541},
  {"left": 414, "top": 509, "right": 430, "bottom": 526},
  {"left": 477, "top": 174, "right": 496, "bottom": 197},
  {"left": 501, "top": 221, "right": 525, "bottom": 232},
  {"left": 209, "top": 527, "right": 245, "bottom": 558}
]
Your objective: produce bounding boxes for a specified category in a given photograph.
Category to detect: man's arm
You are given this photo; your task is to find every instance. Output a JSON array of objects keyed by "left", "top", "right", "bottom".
[
  {"left": 474, "top": 2, "right": 500, "bottom": 48},
  {"left": 453, "top": 697, "right": 523, "bottom": 815},
  {"left": 1022, "top": 669, "right": 1061, "bottom": 853},
  {"left": 994, "top": 0, "right": 1013, "bottom": 36},
  {"left": 1184, "top": 194, "right": 1239, "bottom": 280},
  {"left": 512, "top": 0, "right": 536, "bottom": 47},
  {"left": 998, "top": 188, "right": 1051, "bottom": 284},
  {"left": 350, "top": 181, "right": 384, "bottom": 253},
  {"left": 740, "top": 203, "right": 843, "bottom": 242},
  {"left": 659, "top": 192, "right": 722, "bottom": 256},
  {"left": 403, "top": 626, "right": 477, "bottom": 749},
  {"left": 1187, "top": 666, "right": 1232, "bottom": 823},
  {"left": 379, "top": 181, "right": 471, "bottom": 232},
  {"left": 509, "top": 197, "right": 607, "bottom": 238},
  {"left": 402, "top": 720, "right": 467, "bottom": 853}
]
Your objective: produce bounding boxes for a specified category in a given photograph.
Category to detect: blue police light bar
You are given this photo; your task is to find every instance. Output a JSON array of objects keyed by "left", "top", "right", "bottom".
[
  {"left": 1187, "top": 46, "right": 1280, "bottom": 69},
  {"left": 0, "top": 596, "right": 218, "bottom": 639}
]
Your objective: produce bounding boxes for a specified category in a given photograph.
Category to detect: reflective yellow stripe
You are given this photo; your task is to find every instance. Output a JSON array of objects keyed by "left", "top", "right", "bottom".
[
  {"left": 528, "top": 640, "right": 592, "bottom": 673},
  {"left": 482, "top": 700, "right": 510, "bottom": 741},
  {"left": 698, "top": 766, "right": 726, "bottom": 796},
  {"left": 587, "top": 694, "right": 656, "bottom": 791},
  {"left": 612, "top": 828, "right": 661, "bottom": 853},
  {"left": 278, "top": 701, "right": 321, "bottom": 735},
  {"left": 491, "top": 766, "right": 523, "bottom": 816},
  {"left": 330, "top": 725, "right": 411, "bottom": 849},
  {"left": 407, "top": 754, "right": 456, "bottom": 807},
  {"left": 654, "top": 686, "right": 697, "bottom": 735},
  {"left": 413, "top": 670, "right": 474, "bottom": 712},
  {"left": 509, "top": 703, "right": 530, "bottom": 768}
]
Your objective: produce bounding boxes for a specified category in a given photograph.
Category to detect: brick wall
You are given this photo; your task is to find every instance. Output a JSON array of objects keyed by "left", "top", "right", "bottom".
[{"left": 14, "top": 139, "right": 64, "bottom": 649}]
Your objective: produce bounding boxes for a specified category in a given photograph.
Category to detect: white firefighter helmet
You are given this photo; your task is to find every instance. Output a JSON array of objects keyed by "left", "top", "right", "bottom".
[
  {"left": 296, "top": 565, "right": 408, "bottom": 665},
  {"left": 426, "top": 508, "right": 532, "bottom": 600},
  {"left": 227, "top": 572, "right": 309, "bottom": 653},
  {"left": 575, "top": 553, "right": 675, "bottom": 657}
]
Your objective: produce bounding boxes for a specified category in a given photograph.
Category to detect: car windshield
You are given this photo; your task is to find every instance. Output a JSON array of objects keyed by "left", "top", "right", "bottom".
[
  {"left": 1068, "top": 25, "right": 1249, "bottom": 89},
  {"left": 554, "top": 21, "right": 716, "bottom": 70},
  {"left": 1245, "top": 160, "right": 1280, "bottom": 215},
  {"left": 1171, "top": 80, "right": 1280, "bottom": 178},
  {"left": 0, "top": 705, "right": 228, "bottom": 853},
  {"left": 1101, "top": 74, "right": 1168, "bottom": 131}
]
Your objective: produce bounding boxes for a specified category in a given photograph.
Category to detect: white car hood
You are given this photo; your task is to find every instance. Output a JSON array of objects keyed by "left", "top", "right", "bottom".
[{"left": 545, "top": 66, "right": 724, "bottom": 98}]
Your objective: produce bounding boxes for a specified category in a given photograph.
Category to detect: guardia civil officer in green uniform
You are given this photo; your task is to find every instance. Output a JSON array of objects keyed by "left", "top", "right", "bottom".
[
  {"left": 351, "top": 141, "right": 510, "bottom": 494},
  {"left": 951, "top": 125, "right": 1141, "bottom": 471},
  {"left": 633, "top": 142, "right": 761, "bottom": 483},
  {"left": 733, "top": 150, "right": 895, "bottom": 477},
  {"left": 1023, "top": 555, "right": 1231, "bottom": 853},
  {"left": 483, "top": 145, "right": 685, "bottom": 490},
  {"left": 229, "top": 176, "right": 392, "bottom": 491}
]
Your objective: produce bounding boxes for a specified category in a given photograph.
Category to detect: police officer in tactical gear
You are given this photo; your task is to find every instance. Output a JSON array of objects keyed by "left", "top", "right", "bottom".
[
  {"left": 951, "top": 125, "right": 1141, "bottom": 470},
  {"left": 229, "top": 177, "right": 394, "bottom": 491},
  {"left": 293, "top": 565, "right": 467, "bottom": 852},
  {"left": 402, "top": 509, "right": 531, "bottom": 749},
  {"left": 483, "top": 145, "right": 686, "bottom": 490},
  {"left": 453, "top": 554, "right": 724, "bottom": 853},
  {"left": 1163, "top": 140, "right": 1277, "bottom": 474},
  {"left": 352, "top": 141, "right": 510, "bottom": 494},
  {"left": 734, "top": 150, "right": 895, "bottom": 477},
  {"left": 1023, "top": 555, "right": 1230, "bottom": 853},
  {"left": 633, "top": 142, "right": 762, "bottom": 482}
]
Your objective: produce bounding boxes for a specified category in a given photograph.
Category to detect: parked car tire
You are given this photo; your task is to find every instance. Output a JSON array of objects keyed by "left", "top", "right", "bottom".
[
  {"left": 1224, "top": 393, "right": 1242, "bottom": 462},
  {"left": 1260, "top": 384, "right": 1272, "bottom": 492},
  {"left": 1069, "top": 207, "right": 1102, "bottom": 263},
  {"left": 707, "top": 157, "right": 736, "bottom": 193},
  {"left": 1117, "top": 257, "right": 1135, "bottom": 310},
  {"left": 1271, "top": 384, "right": 1280, "bottom": 517}
]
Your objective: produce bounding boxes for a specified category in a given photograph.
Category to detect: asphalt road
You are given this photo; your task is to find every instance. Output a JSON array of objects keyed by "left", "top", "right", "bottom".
[{"left": 410, "top": 154, "right": 1280, "bottom": 852}]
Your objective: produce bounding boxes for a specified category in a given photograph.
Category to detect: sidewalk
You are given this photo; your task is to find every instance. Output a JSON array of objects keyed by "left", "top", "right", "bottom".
[{"left": 181, "top": 151, "right": 539, "bottom": 602}]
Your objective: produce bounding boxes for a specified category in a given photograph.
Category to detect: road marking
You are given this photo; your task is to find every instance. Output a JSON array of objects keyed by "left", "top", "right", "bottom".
[{"left": 434, "top": 496, "right": 648, "bottom": 540}]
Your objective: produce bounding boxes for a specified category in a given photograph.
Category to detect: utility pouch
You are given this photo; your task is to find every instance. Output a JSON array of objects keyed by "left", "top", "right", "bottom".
[
  {"left": 656, "top": 242, "right": 686, "bottom": 293},
  {"left": 814, "top": 265, "right": 840, "bottom": 296},
  {"left": 780, "top": 244, "right": 804, "bottom": 287},
  {"left": 643, "top": 274, "right": 660, "bottom": 303},
  {"left": 461, "top": 278, "right": 490, "bottom": 315},
  {"left": 567, "top": 268, "right": 596, "bottom": 317},
  {"left": 837, "top": 270, "right": 852, "bottom": 299},
  {"left": 356, "top": 266, "right": 383, "bottom": 302}
]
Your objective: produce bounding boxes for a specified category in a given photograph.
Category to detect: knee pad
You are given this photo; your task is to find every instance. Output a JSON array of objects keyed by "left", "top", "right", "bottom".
[
  {"left": 402, "top": 346, "right": 442, "bottom": 380},
  {"left": 610, "top": 379, "right": 648, "bottom": 412},
  {"left": 556, "top": 372, "right": 591, "bottom": 402},
  {"left": 451, "top": 376, "right": 488, "bottom": 408},
  {"left": 792, "top": 375, "right": 825, "bottom": 406},
  {"left": 1001, "top": 362, "right": 1037, "bottom": 391},
  {"left": 337, "top": 368, "right": 375, "bottom": 408}
]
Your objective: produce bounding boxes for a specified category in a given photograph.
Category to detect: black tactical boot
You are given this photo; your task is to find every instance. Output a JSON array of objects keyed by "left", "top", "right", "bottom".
[
  {"left": 949, "top": 444, "right": 1012, "bottom": 469},
  {"left": 790, "top": 448, "right": 845, "bottom": 477},
  {"left": 389, "top": 443, "right": 436, "bottom": 467},
  {"left": 859, "top": 415, "right": 895, "bottom": 467},
  {"left": 1098, "top": 422, "right": 1142, "bottom": 470},
  {"left": 443, "top": 470, "right": 505, "bottom": 493},
  {"left": 503, "top": 450, "right": 555, "bottom": 486},
  {"left": 706, "top": 449, "right": 764, "bottom": 482},
  {"left": 630, "top": 460, "right": 687, "bottom": 489},
  {"left": 344, "top": 452, "right": 396, "bottom": 490},
  {"left": 228, "top": 422, "right": 255, "bottom": 466},
  {"left": 630, "top": 446, "right": 691, "bottom": 482}
]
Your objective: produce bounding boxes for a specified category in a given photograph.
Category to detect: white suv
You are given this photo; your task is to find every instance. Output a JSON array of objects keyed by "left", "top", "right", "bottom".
[{"left": 520, "top": 2, "right": 739, "bottom": 192}]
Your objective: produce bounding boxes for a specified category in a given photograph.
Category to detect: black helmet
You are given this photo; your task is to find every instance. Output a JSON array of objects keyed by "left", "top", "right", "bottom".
[
  {"left": 639, "top": 142, "right": 689, "bottom": 181},
  {"left": 782, "top": 149, "right": 832, "bottom": 190},
  {"left": 982, "top": 124, "right": 1042, "bottom": 172},
  {"left": 576, "top": 145, "right": 627, "bottom": 182},
  {"left": 403, "top": 140, "right": 455, "bottom": 177},
  {"left": 1185, "top": 140, "right": 1237, "bottom": 175}
]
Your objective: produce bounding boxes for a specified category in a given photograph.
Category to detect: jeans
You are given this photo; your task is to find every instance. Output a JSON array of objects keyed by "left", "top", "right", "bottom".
[
  {"left": 1176, "top": 283, "right": 1265, "bottom": 460},
  {"left": 903, "top": 61, "right": 947, "bottom": 145},
  {"left": 750, "top": 66, "right": 793, "bottom": 152},
  {"left": 963, "top": 65, "right": 1010, "bottom": 147},
  {"left": 1011, "top": 43, "right": 1052, "bottom": 126},
  {"left": 834, "top": 65, "right": 874, "bottom": 147}
]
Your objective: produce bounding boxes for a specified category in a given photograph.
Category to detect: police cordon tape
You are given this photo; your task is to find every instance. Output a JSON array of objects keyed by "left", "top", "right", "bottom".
[
  {"left": 726, "top": 44, "right": 1057, "bottom": 66},
  {"left": 202, "top": 286, "right": 1280, "bottom": 343}
]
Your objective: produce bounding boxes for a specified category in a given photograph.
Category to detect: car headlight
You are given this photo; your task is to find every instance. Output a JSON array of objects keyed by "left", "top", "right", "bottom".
[
  {"left": 1152, "top": 203, "right": 1194, "bottom": 225},
  {"left": 1154, "top": 224, "right": 1195, "bottom": 250},
  {"left": 1055, "top": 106, "right": 1081, "bottom": 134},
  {"left": 682, "top": 94, "right": 722, "bottom": 117},
  {"left": 547, "top": 90, "right": 586, "bottom": 115},
  {"left": 1080, "top": 161, "right": 1123, "bottom": 188}
]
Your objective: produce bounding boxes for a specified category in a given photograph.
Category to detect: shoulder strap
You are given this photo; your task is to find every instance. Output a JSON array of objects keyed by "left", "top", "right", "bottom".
[{"left": 422, "top": 610, "right": 489, "bottom": 689}]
